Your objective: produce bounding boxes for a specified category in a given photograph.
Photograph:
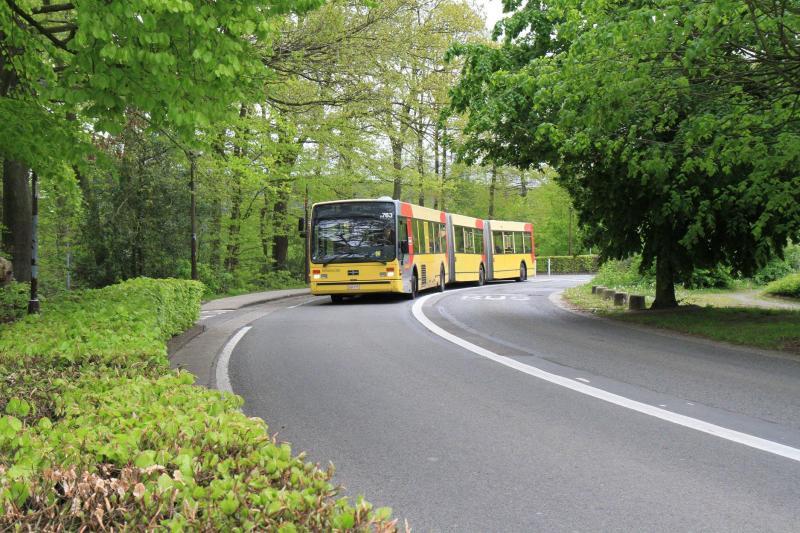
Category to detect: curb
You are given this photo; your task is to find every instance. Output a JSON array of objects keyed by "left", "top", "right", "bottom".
[
  {"left": 168, "top": 324, "right": 206, "bottom": 357},
  {"left": 202, "top": 289, "right": 311, "bottom": 312},
  {"left": 238, "top": 290, "right": 311, "bottom": 310}
]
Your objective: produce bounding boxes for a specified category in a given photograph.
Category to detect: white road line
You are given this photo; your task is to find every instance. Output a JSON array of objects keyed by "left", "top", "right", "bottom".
[
  {"left": 575, "top": 377, "right": 591, "bottom": 383},
  {"left": 287, "top": 297, "right": 321, "bottom": 309},
  {"left": 215, "top": 326, "right": 252, "bottom": 393},
  {"left": 412, "top": 292, "right": 800, "bottom": 463}
]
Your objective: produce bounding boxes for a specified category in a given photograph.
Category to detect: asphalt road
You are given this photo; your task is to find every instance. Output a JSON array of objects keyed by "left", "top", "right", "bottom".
[{"left": 226, "top": 276, "right": 800, "bottom": 531}]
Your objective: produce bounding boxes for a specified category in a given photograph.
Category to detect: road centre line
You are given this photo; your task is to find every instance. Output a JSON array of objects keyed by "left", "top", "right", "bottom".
[
  {"left": 215, "top": 326, "right": 252, "bottom": 393},
  {"left": 412, "top": 290, "right": 800, "bottom": 463}
]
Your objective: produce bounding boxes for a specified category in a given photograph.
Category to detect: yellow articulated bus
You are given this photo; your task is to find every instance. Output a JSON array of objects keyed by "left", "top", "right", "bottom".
[{"left": 305, "top": 197, "right": 534, "bottom": 302}]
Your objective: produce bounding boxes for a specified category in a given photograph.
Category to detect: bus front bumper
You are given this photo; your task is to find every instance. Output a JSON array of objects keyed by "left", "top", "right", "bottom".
[{"left": 310, "top": 278, "right": 404, "bottom": 295}]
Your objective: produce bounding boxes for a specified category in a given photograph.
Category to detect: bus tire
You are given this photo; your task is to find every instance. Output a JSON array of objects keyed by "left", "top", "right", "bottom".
[
  {"left": 331, "top": 295, "right": 344, "bottom": 304},
  {"left": 478, "top": 265, "right": 485, "bottom": 286},
  {"left": 518, "top": 262, "right": 527, "bottom": 282},
  {"left": 407, "top": 271, "right": 419, "bottom": 300},
  {"left": 438, "top": 266, "right": 446, "bottom": 292}
]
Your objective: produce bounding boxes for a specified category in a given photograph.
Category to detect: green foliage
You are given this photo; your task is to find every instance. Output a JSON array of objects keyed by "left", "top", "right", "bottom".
[
  {"left": 683, "top": 266, "right": 734, "bottom": 290},
  {"left": 448, "top": 0, "right": 800, "bottom": 306},
  {"left": 0, "top": 373, "right": 392, "bottom": 530},
  {"left": 1, "top": 0, "right": 326, "bottom": 170},
  {"left": 0, "top": 278, "right": 203, "bottom": 366},
  {"left": 536, "top": 255, "right": 599, "bottom": 274},
  {"left": 0, "top": 282, "right": 29, "bottom": 322},
  {"left": 752, "top": 244, "right": 800, "bottom": 285},
  {"left": 75, "top": 127, "right": 189, "bottom": 288},
  {"left": 764, "top": 273, "right": 800, "bottom": 299},
  {"left": 592, "top": 257, "right": 655, "bottom": 292},
  {"left": 0, "top": 278, "right": 395, "bottom": 530}
]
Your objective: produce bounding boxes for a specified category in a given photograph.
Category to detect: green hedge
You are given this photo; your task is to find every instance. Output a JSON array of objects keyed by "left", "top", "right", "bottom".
[
  {"left": 536, "top": 255, "right": 600, "bottom": 274},
  {"left": 0, "top": 278, "right": 394, "bottom": 530},
  {"left": 764, "top": 273, "right": 800, "bottom": 298}
]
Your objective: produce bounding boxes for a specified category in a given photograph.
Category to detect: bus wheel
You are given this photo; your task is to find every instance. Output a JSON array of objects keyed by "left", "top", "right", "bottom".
[
  {"left": 478, "top": 265, "right": 485, "bottom": 286},
  {"left": 407, "top": 272, "right": 419, "bottom": 300},
  {"left": 518, "top": 263, "right": 527, "bottom": 282},
  {"left": 438, "top": 266, "right": 446, "bottom": 292},
  {"left": 331, "top": 295, "right": 344, "bottom": 304}
]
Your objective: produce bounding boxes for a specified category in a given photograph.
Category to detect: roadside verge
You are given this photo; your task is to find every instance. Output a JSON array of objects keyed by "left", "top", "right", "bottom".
[{"left": 559, "top": 284, "right": 800, "bottom": 357}]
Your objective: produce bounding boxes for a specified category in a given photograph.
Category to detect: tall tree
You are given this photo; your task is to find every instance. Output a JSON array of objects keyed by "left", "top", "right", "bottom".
[
  {"left": 0, "top": 0, "right": 323, "bottom": 279},
  {"left": 450, "top": 0, "right": 800, "bottom": 307}
]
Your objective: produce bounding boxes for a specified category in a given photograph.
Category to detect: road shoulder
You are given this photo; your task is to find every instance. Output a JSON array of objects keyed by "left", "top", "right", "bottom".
[{"left": 171, "top": 290, "right": 316, "bottom": 388}]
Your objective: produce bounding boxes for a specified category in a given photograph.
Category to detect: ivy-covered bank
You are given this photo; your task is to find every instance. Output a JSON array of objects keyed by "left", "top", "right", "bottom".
[{"left": 0, "top": 279, "right": 395, "bottom": 530}]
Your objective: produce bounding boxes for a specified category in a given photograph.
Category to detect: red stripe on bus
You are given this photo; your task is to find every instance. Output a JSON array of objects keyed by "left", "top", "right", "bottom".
[
  {"left": 400, "top": 202, "right": 413, "bottom": 217},
  {"left": 476, "top": 219, "right": 484, "bottom": 229},
  {"left": 440, "top": 211, "right": 446, "bottom": 223}
]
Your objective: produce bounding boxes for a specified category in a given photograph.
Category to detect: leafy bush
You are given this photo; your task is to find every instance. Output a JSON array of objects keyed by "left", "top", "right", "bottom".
[
  {"left": 0, "top": 282, "right": 29, "bottom": 323},
  {"left": 752, "top": 244, "right": 800, "bottom": 285},
  {"left": 682, "top": 265, "right": 734, "bottom": 289},
  {"left": 536, "top": 255, "right": 600, "bottom": 274},
  {"left": 0, "top": 278, "right": 203, "bottom": 366},
  {"left": 764, "top": 273, "right": 800, "bottom": 298},
  {"left": 0, "top": 278, "right": 394, "bottom": 530},
  {"left": 591, "top": 256, "right": 655, "bottom": 290},
  {"left": 255, "top": 270, "right": 306, "bottom": 290}
]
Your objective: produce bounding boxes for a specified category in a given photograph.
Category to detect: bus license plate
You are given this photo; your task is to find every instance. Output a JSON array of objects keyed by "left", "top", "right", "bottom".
[{"left": 347, "top": 284, "right": 360, "bottom": 290}]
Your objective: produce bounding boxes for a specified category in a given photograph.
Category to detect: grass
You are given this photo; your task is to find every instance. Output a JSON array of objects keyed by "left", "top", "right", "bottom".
[{"left": 563, "top": 285, "right": 800, "bottom": 354}]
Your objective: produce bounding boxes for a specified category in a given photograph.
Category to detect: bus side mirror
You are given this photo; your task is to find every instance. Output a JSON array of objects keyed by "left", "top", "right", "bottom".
[
  {"left": 298, "top": 217, "right": 306, "bottom": 238},
  {"left": 399, "top": 240, "right": 409, "bottom": 254}
]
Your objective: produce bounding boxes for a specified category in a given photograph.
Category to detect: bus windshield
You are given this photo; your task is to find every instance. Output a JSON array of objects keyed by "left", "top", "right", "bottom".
[{"left": 311, "top": 202, "right": 396, "bottom": 264}]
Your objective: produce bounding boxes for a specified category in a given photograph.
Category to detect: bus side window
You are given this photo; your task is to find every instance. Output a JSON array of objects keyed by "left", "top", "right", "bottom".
[
  {"left": 504, "top": 232, "right": 514, "bottom": 254},
  {"left": 428, "top": 221, "right": 436, "bottom": 254},
  {"left": 455, "top": 226, "right": 465, "bottom": 253},
  {"left": 522, "top": 232, "right": 530, "bottom": 254},
  {"left": 415, "top": 219, "right": 426, "bottom": 255},
  {"left": 493, "top": 231, "right": 504, "bottom": 254},
  {"left": 475, "top": 229, "right": 484, "bottom": 255},
  {"left": 514, "top": 232, "right": 523, "bottom": 254}
]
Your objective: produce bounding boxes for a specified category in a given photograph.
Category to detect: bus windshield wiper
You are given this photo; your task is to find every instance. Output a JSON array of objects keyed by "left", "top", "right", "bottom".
[{"left": 322, "top": 253, "right": 358, "bottom": 266}]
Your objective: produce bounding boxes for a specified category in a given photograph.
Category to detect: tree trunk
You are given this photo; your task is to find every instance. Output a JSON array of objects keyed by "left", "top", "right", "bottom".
[
  {"left": 2, "top": 160, "right": 32, "bottom": 282},
  {"left": 433, "top": 124, "right": 439, "bottom": 209},
  {"left": 259, "top": 195, "right": 270, "bottom": 273},
  {"left": 208, "top": 198, "right": 222, "bottom": 272},
  {"left": 519, "top": 171, "right": 527, "bottom": 197},
  {"left": 0, "top": 55, "right": 32, "bottom": 283},
  {"left": 224, "top": 173, "right": 242, "bottom": 273},
  {"left": 440, "top": 140, "right": 447, "bottom": 211},
  {"left": 416, "top": 115, "right": 425, "bottom": 206},
  {"left": 271, "top": 189, "right": 289, "bottom": 271},
  {"left": 652, "top": 254, "right": 678, "bottom": 309},
  {"left": 391, "top": 136, "right": 403, "bottom": 200},
  {"left": 488, "top": 163, "right": 497, "bottom": 219}
]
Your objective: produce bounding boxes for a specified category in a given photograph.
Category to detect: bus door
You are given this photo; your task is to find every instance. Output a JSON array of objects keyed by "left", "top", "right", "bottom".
[{"left": 446, "top": 214, "right": 456, "bottom": 283}]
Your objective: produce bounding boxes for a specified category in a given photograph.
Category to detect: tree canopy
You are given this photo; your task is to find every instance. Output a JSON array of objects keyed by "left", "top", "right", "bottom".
[{"left": 449, "top": 0, "right": 800, "bottom": 307}]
